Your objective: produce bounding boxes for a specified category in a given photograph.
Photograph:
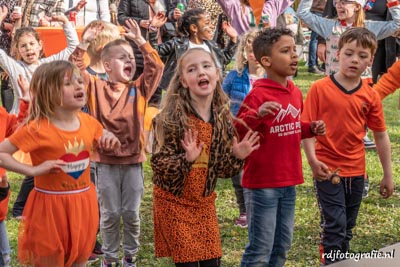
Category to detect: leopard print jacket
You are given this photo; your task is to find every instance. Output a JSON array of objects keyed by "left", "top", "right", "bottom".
[{"left": 151, "top": 110, "right": 244, "bottom": 197}]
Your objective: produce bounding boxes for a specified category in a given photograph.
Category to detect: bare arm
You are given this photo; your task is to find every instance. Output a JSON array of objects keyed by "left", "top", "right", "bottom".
[{"left": 373, "top": 130, "right": 394, "bottom": 198}]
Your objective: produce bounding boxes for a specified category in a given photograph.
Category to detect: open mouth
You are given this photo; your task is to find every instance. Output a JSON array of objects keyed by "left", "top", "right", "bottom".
[
  {"left": 74, "top": 92, "right": 85, "bottom": 99},
  {"left": 290, "top": 62, "right": 298, "bottom": 68},
  {"left": 124, "top": 66, "right": 132, "bottom": 76},
  {"left": 198, "top": 79, "right": 209, "bottom": 87}
]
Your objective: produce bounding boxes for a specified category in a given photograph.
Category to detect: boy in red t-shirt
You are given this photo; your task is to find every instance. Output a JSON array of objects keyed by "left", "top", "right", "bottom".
[{"left": 302, "top": 27, "right": 394, "bottom": 266}]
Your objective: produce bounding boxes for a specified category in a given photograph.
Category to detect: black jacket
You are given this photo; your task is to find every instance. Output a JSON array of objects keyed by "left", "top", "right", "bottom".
[{"left": 149, "top": 33, "right": 237, "bottom": 89}]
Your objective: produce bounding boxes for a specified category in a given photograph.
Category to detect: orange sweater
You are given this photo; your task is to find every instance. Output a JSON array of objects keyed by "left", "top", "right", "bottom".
[{"left": 373, "top": 60, "right": 400, "bottom": 100}]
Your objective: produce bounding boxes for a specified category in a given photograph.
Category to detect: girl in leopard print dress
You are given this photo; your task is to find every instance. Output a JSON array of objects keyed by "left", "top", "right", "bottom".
[{"left": 151, "top": 48, "right": 260, "bottom": 267}]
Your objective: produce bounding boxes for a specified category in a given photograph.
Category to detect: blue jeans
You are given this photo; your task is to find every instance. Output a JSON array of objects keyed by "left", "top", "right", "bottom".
[
  {"left": 308, "top": 12, "right": 323, "bottom": 68},
  {"left": 241, "top": 187, "right": 296, "bottom": 267},
  {"left": 0, "top": 221, "right": 11, "bottom": 267}
]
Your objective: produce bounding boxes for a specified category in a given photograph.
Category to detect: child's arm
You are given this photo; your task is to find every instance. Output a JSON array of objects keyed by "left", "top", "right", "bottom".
[
  {"left": 0, "top": 139, "right": 66, "bottom": 177},
  {"left": 42, "top": 14, "right": 79, "bottom": 62},
  {"left": 373, "top": 60, "right": 400, "bottom": 100},
  {"left": 365, "top": 1, "right": 400, "bottom": 40},
  {"left": 262, "top": 0, "right": 295, "bottom": 28},
  {"left": 302, "top": 138, "right": 330, "bottom": 180},
  {"left": 123, "top": 19, "right": 164, "bottom": 100},
  {"left": 296, "top": 0, "right": 335, "bottom": 40},
  {"left": 373, "top": 130, "right": 394, "bottom": 198},
  {"left": 97, "top": 129, "right": 121, "bottom": 152}
]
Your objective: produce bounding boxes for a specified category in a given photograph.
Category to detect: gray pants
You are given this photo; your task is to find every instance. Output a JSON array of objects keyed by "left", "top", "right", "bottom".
[{"left": 95, "top": 163, "right": 144, "bottom": 261}]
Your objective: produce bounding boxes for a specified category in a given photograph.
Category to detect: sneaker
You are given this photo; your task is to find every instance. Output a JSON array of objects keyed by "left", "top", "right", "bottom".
[
  {"left": 308, "top": 65, "right": 324, "bottom": 75},
  {"left": 363, "top": 135, "right": 376, "bottom": 149},
  {"left": 93, "top": 240, "right": 103, "bottom": 255},
  {"left": 121, "top": 256, "right": 137, "bottom": 267},
  {"left": 234, "top": 213, "right": 248, "bottom": 228},
  {"left": 101, "top": 259, "right": 120, "bottom": 267},
  {"left": 362, "top": 178, "right": 369, "bottom": 199},
  {"left": 87, "top": 254, "right": 99, "bottom": 265}
]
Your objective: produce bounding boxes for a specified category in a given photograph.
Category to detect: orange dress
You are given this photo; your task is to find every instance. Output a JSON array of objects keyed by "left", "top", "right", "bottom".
[
  {"left": 153, "top": 117, "right": 222, "bottom": 263},
  {"left": 8, "top": 113, "right": 102, "bottom": 267}
]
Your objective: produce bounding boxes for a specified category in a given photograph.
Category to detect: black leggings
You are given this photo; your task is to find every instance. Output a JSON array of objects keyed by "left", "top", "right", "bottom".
[{"left": 175, "top": 258, "right": 221, "bottom": 267}]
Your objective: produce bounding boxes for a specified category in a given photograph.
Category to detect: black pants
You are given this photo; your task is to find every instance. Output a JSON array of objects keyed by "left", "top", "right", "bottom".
[
  {"left": 175, "top": 258, "right": 221, "bottom": 267},
  {"left": 314, "top": 176, "right": 364, "bottom": 265},
  {"left": 12, "top": 176, "right": 34, "bottom": 217},
  {"left": 0, "top": 76, "right": 14, "bottom": 112}
]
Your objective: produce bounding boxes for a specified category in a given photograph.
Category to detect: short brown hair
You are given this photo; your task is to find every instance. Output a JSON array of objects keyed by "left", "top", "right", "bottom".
[
  {"left": 101, "top": 39, "right": 131, "bottom": 62},
  {"left": 338, "top": 27, "right": 377, "bottom": 55}
]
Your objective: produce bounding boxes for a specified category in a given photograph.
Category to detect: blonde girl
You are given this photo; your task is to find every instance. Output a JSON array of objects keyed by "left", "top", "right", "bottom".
[
  {"left": 297, "top": 0, "right": 400, "bottom": 76},
  {"left": 0, "top": 61, "right": 119, "bottom": 266},
  {"left": 151, "top": 48, "right": 259, "bottom": 267}
]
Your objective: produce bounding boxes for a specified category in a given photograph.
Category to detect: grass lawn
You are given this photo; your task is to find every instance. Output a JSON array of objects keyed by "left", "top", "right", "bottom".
[{"left": 4, "top": 62, "right": 400, "bottom": 266}]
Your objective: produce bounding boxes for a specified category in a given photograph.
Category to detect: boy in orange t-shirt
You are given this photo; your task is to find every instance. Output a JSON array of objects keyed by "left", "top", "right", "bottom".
[{"left": 302, "top": 28, "right": 394, "bottom": 266}]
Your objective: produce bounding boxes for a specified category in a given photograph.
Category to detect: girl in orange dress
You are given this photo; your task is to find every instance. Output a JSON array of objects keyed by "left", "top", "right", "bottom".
[
  {"left": 151, "top": 48, "right": 260, "bottom": 267},
  {"left": 0, "top": 60, "right": 120, "bottom": 267}
]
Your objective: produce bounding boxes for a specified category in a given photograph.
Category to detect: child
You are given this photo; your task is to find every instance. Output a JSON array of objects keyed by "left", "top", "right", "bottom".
[
  {"left": 217, "top": 0, "right": 295, "bottom": 35},
  {"left": 0, "top": 8, "right": 79, "bottom": 113},
  {"left": 373, "top": 58, "right": 400, "bottom": 99},
  {"left": 297, "top": 0, "right": 400, "bottom": 76},
  {"left": 0, "top": 60, "right": 120, "bottom": 266},
  {"left": 222, "top": 29, "right": 265, "bottom": 228},
  {"left": 234, "top": 28, "right": 325, "bottom": 267},
  {"left": 301, "top": 27, "right": 394, "bottom": 266},
  {"left": 70, "top": 18, "right": 164, "bottom": 266},
  {"left": 151, "top": 47, "right": 259, "bottom": 267},
  {"left": 149, "top": 8, "right": 238, "bottom": 108},
  {"left": 0, "top": 75, "right": 29, "bottom": 267}
]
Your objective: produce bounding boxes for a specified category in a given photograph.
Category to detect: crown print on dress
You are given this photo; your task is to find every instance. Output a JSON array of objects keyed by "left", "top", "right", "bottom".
[{"left": 59, "top": 137, "right": 90, "bottom": 179}]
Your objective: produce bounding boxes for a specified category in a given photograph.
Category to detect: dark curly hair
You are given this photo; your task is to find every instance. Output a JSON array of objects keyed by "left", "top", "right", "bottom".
[
  {"left": 177, "top": 8, "right": 207, "bottom": 37},
  {"left": 252, "top": 28, "right": 294, "bottom": 63}
]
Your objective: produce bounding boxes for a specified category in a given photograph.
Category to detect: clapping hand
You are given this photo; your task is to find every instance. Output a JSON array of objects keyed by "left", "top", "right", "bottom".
[
  {"left": 82, "top": 22, "right": 104, "bottom": 43},
  {"left": 0, "top": 6, "right": 8, "bottom": 23},
  {"left": 18, "top": 75, "right": 30, "bottom": 102},
  {"left": 181, "top": 129, "right": 204, "bottom": 163},
  {"left": 258, "top": 101, "right": 281, "bottom": 117},
  {"left": 222, "top": 21, "right": 238, "bottom": 43},
  {"left": 151, "top": 12, "right": 167, "bottom": 28},
  {"left": 232, "top": 131, "right": 260, "bottom": 159},
  {"left": 98, "top": 130, "right": 121, "bottom": 151}
]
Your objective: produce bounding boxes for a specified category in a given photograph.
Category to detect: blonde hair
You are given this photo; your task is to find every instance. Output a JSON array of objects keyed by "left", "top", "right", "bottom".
[
  {"left": 233, "top": 29, "right": 260, "bottom": 75},
  {"left": 353, "top": 3, "right": 365, "bottom": 27},
  {"left": 83, "top": 20, "right": 121, "bottom": 59},
  {"left": 28, "top": 61, "right": 78, "bottom": 123},
  {"left": 153, "top": 48, "right": 233, "bottom": 152}
]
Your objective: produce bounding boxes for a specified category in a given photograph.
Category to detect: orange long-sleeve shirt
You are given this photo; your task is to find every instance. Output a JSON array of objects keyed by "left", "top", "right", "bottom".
[{"left": 373, "top": 60, "right": 400, "bottom": 100}]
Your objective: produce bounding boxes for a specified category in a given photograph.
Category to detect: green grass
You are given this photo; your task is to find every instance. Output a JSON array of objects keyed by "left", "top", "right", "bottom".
[{"left": 4, "top": 62, "right": 400, "bottom": 266}]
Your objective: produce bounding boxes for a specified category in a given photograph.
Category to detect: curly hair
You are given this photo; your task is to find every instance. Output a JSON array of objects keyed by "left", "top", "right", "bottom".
[
  {"left": 153, "top": 48, "right": 234, "bottom": 152},
  {"left": 233, "top": 29, "right": 260, "bottom": 75},
  {"left": 252, "top": 28, "right": 294, "bottom": 63},
  {"left": 177, "top": 8, "right": 207, "bottom": 37}
]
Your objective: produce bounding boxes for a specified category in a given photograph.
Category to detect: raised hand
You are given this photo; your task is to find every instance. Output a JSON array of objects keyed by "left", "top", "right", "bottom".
[
  {"left": 51, "top": 13, "right": 69, "bottom": 25},
  {"left": 151, "top": 12, "right": 167, "bottom": 28},
  {"left": 222, "top": 21, "right": 238, "bottom": 43},
  {"left": 232, "top": 131, "right": 260, "bottom": 159},
  {"left": 181, "top": 129, "right": 204, "bottom": 162},
  {"left": 82, "top": 22, "right": 104, "bottom": 43},
  {"left": 75, "top": 0, "right": 87, "bottom": 12},
  {"left": 258, "top": 101, "right": 281, "bottom": 117},
  {"left": 0, "top": 6, "right": 8, "bottom": 23},
  {"left": 123, "top": 19, "right": 146, "bottom": 45}
]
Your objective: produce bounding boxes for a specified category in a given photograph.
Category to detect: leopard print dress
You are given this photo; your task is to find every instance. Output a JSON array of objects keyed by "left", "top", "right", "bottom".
[{"left": 153, "top": 115, "right": 222, "bottom": 262}]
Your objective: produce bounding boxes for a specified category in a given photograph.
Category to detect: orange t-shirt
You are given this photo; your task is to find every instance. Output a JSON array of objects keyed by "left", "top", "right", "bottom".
[
  {"left": 302, "top": 76, "right": 386, "bottom": 176},
  {"left": 9, "top": 112, "right": 103, "bottom": 191}
]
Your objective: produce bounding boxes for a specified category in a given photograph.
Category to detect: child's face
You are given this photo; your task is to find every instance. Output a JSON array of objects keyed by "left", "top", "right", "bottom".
[
  {"left": 17, "top": 33, "right": 42, "bottom": 65},
  {"left": 103, "top": 44, "right": 136, "bottom": 83},
  {"left": 180, "top": 50, "right": 219, "bottom": 100},
  {"left": 335, "top": 1, "right": 360, "bottom": 21},
  {"left": 61, "top": 70, "right": 86, "bottom": 110},
  {"left": 260, "top": 35, "right": 298, "bottom": 77},
  {"left": 194, "top": 14, "right": 214, "bottom": 41},
  {"left": 337, "top": 40, "right": 373, "bottom": 78}
]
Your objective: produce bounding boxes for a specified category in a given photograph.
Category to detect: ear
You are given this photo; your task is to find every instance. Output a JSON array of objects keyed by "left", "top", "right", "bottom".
[
  {"left": 103, "top": 60, "right": 112, "bottom": 72},
  {"left": 260, "top": 56, "right": 271, "bottom": 68},
  {"left": 180, "top": 77, "right": 188, "bottom": 89},
  {"left": 190, "top": 24, "right": 198, "bottom": 35}
]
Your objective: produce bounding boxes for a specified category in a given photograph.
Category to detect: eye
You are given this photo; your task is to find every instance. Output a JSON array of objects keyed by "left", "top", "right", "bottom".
[
  {"left": 204, "top": 64, "right": 211, "bottom": 69},
  {"left": 345, "top": 52, "right": 352, "bottom": 57}
]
